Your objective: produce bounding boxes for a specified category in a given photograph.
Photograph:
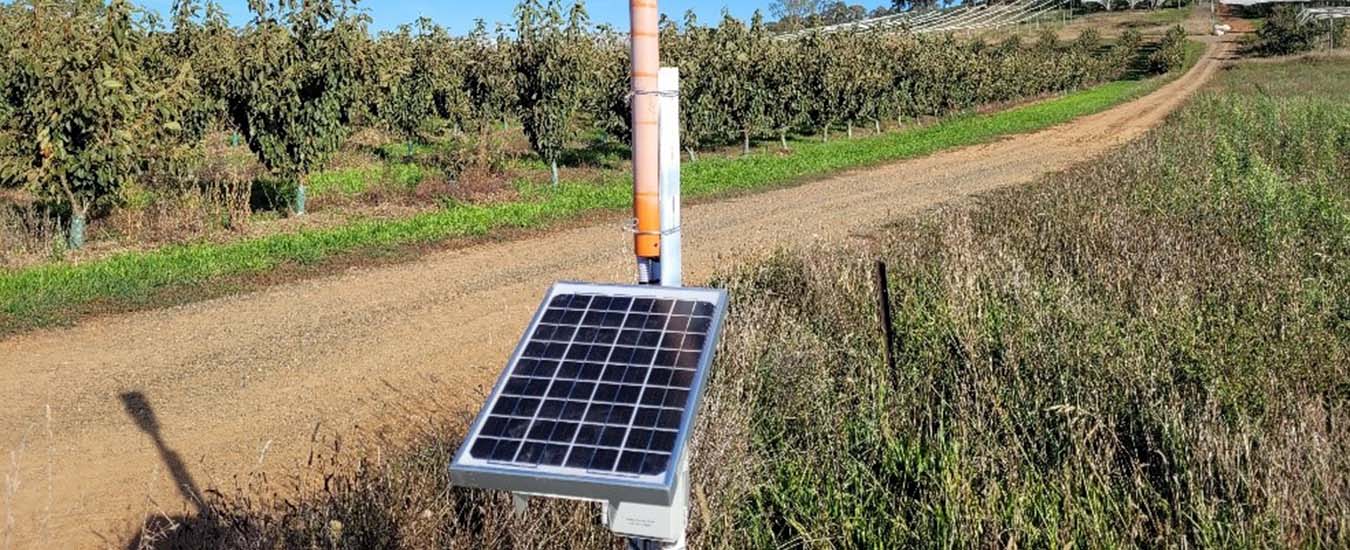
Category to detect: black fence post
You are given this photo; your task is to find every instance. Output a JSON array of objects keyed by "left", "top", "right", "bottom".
[{"left": 873, "top": 260, "right": 897, "bottom": 387}]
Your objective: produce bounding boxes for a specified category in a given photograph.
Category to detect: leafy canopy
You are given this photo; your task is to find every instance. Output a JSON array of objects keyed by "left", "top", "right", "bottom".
[
  {"left": 513, "top": 0, "right": 591, "bottom": 175},
  {"left": 229, "top": 0, "right": 367, "bottom": 184},
  {"left": 4, "top": 0, "right": 152, "bottom": 217}
]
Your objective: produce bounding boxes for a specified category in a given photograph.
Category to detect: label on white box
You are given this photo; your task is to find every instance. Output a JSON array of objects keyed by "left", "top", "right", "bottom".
[{"left": 607, "top": 499, "right": 684, "bottom": 542}]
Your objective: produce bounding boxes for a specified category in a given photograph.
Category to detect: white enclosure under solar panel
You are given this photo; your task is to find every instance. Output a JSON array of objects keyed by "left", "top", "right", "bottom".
[{"left": 450, "top": 282, "right": 729, "bottom": 505}]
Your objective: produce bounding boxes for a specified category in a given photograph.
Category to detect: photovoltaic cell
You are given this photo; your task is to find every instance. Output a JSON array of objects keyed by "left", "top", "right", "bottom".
[{"left": 450, "top": 282, "right": 728, "bottom": 505}]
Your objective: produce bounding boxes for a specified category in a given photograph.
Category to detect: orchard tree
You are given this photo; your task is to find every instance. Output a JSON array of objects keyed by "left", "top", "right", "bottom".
[
  {"left": 164, "top": 0, "right": 237, "bottom": 143},
  {"left": 586, "top": 25, "right": 632, "bottom": 145},
  {"left": 1148, "top": 25, "right": 1188, "bottom": 74},
  {"left": 763, "top": 37, "right": 811, "bottom": 150},
  {"left": 123, "top": 0, "right": 218, "bottom": 193},
  {"left": 229, "top": 0, "right": 367, "bottom": 215},
  {"left": 462, "top": 21, "right": 517, "bottom": 134},
  {"left": 4, "top": 0, "right": 155, "bottom": 248},
  {"left": 513, "top": 0, "right": 591, "bottom": 186},
  {"left": 0, "top": 3, "right": 20, "bottom": 130},
  {"left": 397, "top": 19, "right": 469, "bottom": 149},
  {"left": 667, "top": 11, "right": 726, "bottom": 159},
  {"left": 0, "top": 4, "right": 19, "bottom": 172},
  {"left": 1035, "top": 28, "right": 1060, "bottom": 52},
  {"left": 819, "top": 32, "right": 885, "bottom": 139},
  {"left": 800, "top": 32, "right": 873, "bottom": 140},
  {"left": 1257, "top": 5, "right": 1317, "bottom": 55},
  {"left": 1065, "top": 29, "right": 1103, "bottom": 87},
  {"left": 715, "top": 12, "right": 771, "bottom": 155},
  {"left": 423, "top": 23, "right": 472, "bottom": 132},
  {"left": 167, "top": 2, "right": 211, "bottom": 142},
  {"left": 369, "top": 26, "right": 418, "bottom": 151},
  {"left": 798, "top": 33, "right": 830, "bottom": 139},
  {"left": 850, "top": 33, "right": 892, "bottom": 135},
  {"left": 881, "top": 34, "right": 920, "bottom": 126},
  {"left": 1112, "top": 28, "right": 1143, "bottom": 77},
  {"left": 199, "top": 2, "right": 243, "bottom": 150},
  {"left": 370, "top": 20, "right": 442, "bottom": 155},
  {"left": 908, "top": 34, "right": 975, "bottom": 117},
  {"left": 458, "top": 20, "right": 516, "bottom": 168}
]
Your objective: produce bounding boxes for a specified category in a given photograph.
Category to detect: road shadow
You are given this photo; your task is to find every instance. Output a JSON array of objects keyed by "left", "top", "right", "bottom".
[
  {"left": 119, "top": 391, "right": 236, "bottom": 549},
  {"left": 120, "top": 392, "right": 207, "bottom": 516},
  {"left": 114, "top": 387, "right": 524, "bottom": 548}
]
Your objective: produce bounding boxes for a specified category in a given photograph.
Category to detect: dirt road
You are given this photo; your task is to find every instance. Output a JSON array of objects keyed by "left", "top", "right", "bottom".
[{"left": 1, "top": 39, "right": 1226, "bottom": 548}]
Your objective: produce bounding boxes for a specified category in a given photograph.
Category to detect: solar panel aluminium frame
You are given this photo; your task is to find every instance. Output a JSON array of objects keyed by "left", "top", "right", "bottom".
[{"left": 449, "top": 281, "right": 729, "bottom": 506}]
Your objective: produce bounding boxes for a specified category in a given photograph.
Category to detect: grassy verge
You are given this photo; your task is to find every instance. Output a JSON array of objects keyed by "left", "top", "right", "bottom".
[
  {"left": 124, "top": 55, "right": 1348, "bottom": 549},
  {"left": 716, "top": 56, "right": 1349, "bottom": 548},
  {"left": 0, "top": 51, "right": 1200, "bottom": 333}
]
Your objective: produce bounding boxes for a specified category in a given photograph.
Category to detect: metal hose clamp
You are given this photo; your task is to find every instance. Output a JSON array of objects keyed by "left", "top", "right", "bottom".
[
  {"left": 627, "top": 88, "right": 680, "bottom": 101},
  {"left": 622, "top": 218, "right": 682, "bottom": 237}
]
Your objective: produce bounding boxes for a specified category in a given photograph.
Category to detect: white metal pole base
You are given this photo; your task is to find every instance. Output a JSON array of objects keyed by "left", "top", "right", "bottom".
[{"left": 657, "top": 67, "right": 683, "bottom": 288}]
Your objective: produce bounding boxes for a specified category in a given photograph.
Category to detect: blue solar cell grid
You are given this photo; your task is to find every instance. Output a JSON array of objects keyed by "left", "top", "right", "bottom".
[{"left": 465, "top": 291, "right": 717, "bottom": 477}]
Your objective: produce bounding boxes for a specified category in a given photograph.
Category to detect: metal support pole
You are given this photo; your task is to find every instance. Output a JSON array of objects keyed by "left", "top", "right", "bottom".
[{"left": 658, "top": 67, "right": 683, "bottom": 288}]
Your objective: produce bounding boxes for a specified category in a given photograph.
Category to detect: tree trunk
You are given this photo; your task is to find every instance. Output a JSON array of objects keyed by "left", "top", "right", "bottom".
[
  {"left": 875, "top": 119, "right": 881, "bottom": 134},
  {"left": 847, "top": 121, "right": 854, "bottom": 139},
  {"left": 686, "top": 146, "right": 698, "bottom": 162},
  {"left": 550, "top": 159, "right": 559, "bottom": 187},
  {"left": 823, "top": 124, "right": 830, "bottom": 143},
  {"left": 779, "top": 129, "right": 788, "bottom": 151},
  {"left": 742, "top": 130, "right": 750, "bottom": 155}
]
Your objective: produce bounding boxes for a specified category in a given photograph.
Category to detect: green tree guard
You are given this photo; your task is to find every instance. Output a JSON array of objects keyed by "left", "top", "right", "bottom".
[
  {"left": 68, "top": 215, "right": 86, "bottom": 250},
  {"left": 295, "top": 184, "right": 307, "bottom": 216}
]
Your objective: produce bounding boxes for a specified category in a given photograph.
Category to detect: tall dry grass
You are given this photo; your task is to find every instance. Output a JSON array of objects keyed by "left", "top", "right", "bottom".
[
  {"left": 711, "top": 56, "right": 1349, "bottom": 548},
  {"left": 0, "top": 197, "right": 64, "bottom": 268},
  {"left": 127, "top": 57, "right": 1349, "bottom": 549}
]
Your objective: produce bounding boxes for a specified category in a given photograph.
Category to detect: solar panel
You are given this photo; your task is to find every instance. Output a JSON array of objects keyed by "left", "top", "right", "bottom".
[{"left": 450, "top": 282, "right": 729, "bottom": 506}]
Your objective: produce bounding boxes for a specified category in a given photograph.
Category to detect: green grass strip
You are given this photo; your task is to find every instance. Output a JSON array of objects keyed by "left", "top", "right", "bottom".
[{"left": 0, "top": 62, "right": 1193, "bottom": 329}]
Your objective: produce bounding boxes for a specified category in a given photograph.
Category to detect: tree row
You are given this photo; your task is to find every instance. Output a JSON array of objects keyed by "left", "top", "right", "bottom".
[{"left": 0, "top": 0, "right": 1153, "bottom": 247}]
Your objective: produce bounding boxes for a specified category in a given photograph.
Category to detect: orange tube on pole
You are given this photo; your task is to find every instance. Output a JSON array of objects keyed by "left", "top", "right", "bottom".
[{"left": 631, "top": 0, "right": 661, "bottom": 262}]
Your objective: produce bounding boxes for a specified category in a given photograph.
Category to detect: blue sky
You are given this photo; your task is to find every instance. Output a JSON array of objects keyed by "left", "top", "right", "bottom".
[{"left": 135, "top": 1, "right": 890, "bottom": 34}]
